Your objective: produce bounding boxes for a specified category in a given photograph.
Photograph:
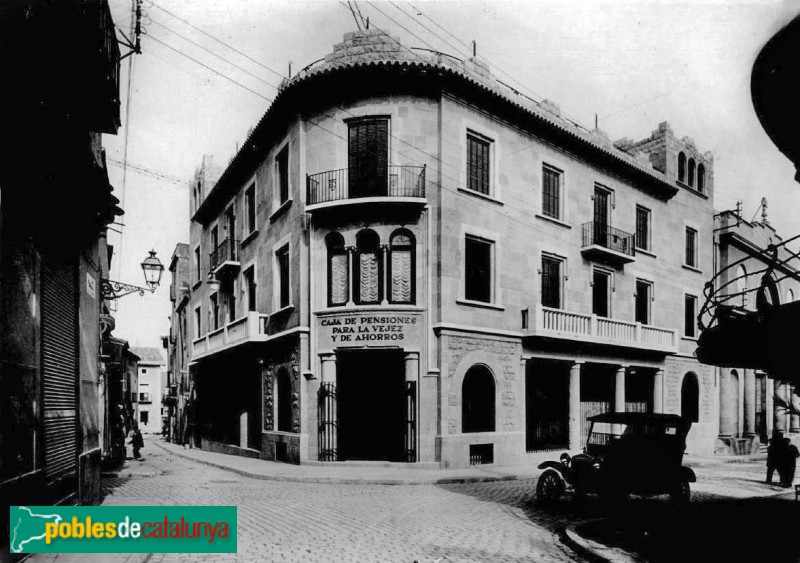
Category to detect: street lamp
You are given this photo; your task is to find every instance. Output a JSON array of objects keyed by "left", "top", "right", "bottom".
[
  {"left": 206, "top": 272, "right": 220, "bottom": 293},
  {"left": 141, "top": 249, "right": 164, "bottom": 291},
  {"left": 101, "top": 249, "right": 164, "bottom": 300}
]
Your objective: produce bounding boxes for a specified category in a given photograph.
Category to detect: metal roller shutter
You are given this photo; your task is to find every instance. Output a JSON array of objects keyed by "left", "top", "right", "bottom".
[{"left": 41, "top": 259, "right": 79, "bottom": 481}]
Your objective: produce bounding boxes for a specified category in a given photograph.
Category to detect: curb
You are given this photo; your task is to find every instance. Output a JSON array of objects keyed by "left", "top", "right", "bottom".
[
  {"left": 152, "top": 441, "right": 529, "bottom": 485},
  {"left": 560, "top": 523, "right": 640, "bottom": 563}
]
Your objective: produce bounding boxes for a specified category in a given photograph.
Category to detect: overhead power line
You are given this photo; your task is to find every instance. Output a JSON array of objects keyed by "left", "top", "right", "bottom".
[
  {"left": 107, "top": 156, "right": 189, "bottom": 186},
  {"left": 149, "top": 0, "right": 286, "bottom": 80}
]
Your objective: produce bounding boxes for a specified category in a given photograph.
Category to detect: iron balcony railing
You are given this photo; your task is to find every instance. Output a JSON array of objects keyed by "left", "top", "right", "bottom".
[
  {"left": 581, "top": 221, "right": 635, "bottom": 257},
  {"left": 306, "top": 165, "right": 426, "bottom": 206},
  {"left": 209, "top": 238, "right": 240, "bottom": 272}
]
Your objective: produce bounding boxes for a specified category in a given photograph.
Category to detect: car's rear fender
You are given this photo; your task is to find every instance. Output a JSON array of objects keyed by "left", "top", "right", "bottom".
[{"left": 680, "top": 466, "right": 697, "bottom": 483}]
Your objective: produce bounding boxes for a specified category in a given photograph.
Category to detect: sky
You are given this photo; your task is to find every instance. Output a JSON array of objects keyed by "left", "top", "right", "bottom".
[{"left": 103, "top": 0, "right": 800, "bottom": 349}]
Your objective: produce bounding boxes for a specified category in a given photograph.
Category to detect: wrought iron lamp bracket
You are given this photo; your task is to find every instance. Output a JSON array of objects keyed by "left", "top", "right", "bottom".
[{"left": 101, "top": 278, "right": 152, "bottom": 300}]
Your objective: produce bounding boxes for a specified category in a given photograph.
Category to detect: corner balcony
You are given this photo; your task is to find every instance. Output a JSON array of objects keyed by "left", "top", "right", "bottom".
[
  {"left": 527, "top": 304, "right": 678, "bottom": 354},
  {"left": 191, "top": 311, "right": 270, "bottom": 361},
  {"left": 581, "top": 221, "right": 636, "bottom": 265},
  {"left": 305, "top": 165, "right": 426, "bottom": 213},
  {"left": 209, "top": 239, "right": 240, "bottom": 277}
]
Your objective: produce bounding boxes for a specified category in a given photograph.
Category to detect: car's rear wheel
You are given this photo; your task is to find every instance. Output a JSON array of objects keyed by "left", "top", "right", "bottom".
[
  {"left": 536, "top": 470, "right": 565, "bottom": 503},
  {"left": 671, "top": 480, "right": 691, "bottom": 504}
]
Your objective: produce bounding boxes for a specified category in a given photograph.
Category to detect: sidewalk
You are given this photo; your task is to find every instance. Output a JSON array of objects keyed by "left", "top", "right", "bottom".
[{"left": 153, "top": 438, "right": 542, "bottom": 485}]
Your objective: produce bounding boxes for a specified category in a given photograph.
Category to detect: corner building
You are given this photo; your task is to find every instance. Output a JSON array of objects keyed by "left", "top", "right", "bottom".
[{"left": 188, "top": 30, "right": 717, "bottom": 468}]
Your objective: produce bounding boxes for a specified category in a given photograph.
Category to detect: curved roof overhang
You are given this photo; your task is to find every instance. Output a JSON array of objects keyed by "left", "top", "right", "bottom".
[
  {"left": 193, "top": 59, "right": 679, "bottom": 224},
  {"left": 752, "top": 13, "right": 800, "bottom": 184}
]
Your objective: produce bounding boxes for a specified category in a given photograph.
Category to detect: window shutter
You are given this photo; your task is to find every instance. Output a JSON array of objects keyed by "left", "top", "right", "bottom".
[
  {"left": 330, "top": 253, "right": 348, "bottom": 305},
  {"left": 391, "top": 250, "right": 412, "bottom": 303},
  {"left": 359, "top": 252, "right": 380, "bottom": 303}
]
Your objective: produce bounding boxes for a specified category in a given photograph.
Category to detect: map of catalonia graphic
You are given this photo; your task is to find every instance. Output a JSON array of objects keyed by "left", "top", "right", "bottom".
[{"left": 10, "top": 506, "right": 62, "bottom": 553}]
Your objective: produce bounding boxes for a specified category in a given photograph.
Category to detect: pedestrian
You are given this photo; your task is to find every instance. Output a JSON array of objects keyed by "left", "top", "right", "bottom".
[
  {"left": 182, "top": 399, "right": 196, "bottom": 449},
  {"left": 782, "top": 438, "right": 799, "bottom": 487},
  {"left": 131, "top": 427, "right": 144, "bottom": 460},
  {"left": 766, "top": 430, "right": 785, "bottom": 484}
]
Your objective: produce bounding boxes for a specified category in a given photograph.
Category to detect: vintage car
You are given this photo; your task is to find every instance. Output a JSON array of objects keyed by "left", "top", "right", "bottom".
[{"left": 536, "top": 412, "right": 696, "bottom": 504}]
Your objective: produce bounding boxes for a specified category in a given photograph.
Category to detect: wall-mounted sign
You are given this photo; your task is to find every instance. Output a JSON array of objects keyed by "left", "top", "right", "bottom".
[
  {"left": 86, "top": 273, "right": 96, "bottom": 299},
  {"left": 318, "top": 312, "right": 422, "bottom": 349}
]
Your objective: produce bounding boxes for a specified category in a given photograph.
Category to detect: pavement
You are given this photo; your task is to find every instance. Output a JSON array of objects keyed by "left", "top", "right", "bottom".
[
  {"left": 20, "top": 438, "right": 796, "bottom": 563},
  {"left": 151, "top": 438, "right": 543, "bottom": 485}
]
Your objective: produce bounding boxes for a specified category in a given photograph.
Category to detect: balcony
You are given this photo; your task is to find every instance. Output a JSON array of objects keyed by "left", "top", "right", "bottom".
[
  {"left": 209, "top": 239, "right": 240, "bottom": 276},
  {"left": 527, "top": 304, "right": 678, "bottom": 354},
  {"left": 306, "top": 165, "right": 426, "bottom": 211},
  {"left": 191, "top": 311, "right": 271, "bottom": 360},
  {"left": 581, "top": 221, "right": 636, "bottom": 265}
]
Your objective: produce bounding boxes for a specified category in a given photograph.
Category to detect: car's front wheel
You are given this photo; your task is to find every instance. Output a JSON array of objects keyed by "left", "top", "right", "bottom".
[
  {"left": 536, "top": 470, "right": 565, "bottom": 503},
  {"left": 671, "top": 480, "right": 691, "bottom": 504}
]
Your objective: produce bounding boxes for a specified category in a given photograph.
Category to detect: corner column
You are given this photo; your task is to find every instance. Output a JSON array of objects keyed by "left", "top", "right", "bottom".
[
  {"left": 653, "top": 368, "right": 664, "bottom": 414},
  {"left": 569, "top": 362, "right": 582, "bottom": 451},
  {"left": 318, "top": 353, "right": 338, "bottom": 461},
  {"left": 775, "top": 382, "right": 787, "bottom": 433},
  {"left": 615, "top": 366, "right": 627, "bottom": 434},
  {"left": 719, "top": 369, "right": 737, "bottom": 437},
  {"left": 765, "top": 376, "right": 774, "bottom": 439},
  {"left": 743, "top": 369, "right": 756, "bottom": 437}
]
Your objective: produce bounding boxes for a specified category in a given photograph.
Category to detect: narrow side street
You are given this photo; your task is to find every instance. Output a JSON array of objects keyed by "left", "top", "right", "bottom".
[{"left": 29, "top": 439, "right": 797, "bottom": 563}]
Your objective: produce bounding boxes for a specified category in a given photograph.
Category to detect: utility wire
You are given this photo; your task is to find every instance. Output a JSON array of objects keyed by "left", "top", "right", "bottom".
[
  {"left": 148, "top": 35, "right": 274, "bottom": 102},
  {"left": 107, "top": 156, "right": 188, "bottom": 186},
  {"left": 149, "top": 17, "right": 281, "bottom": 91},
  {"left": 148, "top": 0, "right": 286, "bottom": 80}
]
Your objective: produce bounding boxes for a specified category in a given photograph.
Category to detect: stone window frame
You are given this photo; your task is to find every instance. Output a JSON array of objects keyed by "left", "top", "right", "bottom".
[
  {"left": 458, "top": 224, "right": 503, "bottom": 310},
  {"left": 539, "top": 249, "right": 568, "bottom": 310},
  {"left": 272, "top": 236, "right": 292, "bottom": 312}
]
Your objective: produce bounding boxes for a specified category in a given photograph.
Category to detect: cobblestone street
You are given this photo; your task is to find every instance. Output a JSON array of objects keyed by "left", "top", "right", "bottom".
[
  {"left": 99, "top": 445, "right": 581, "bottom": 563},
  {"left": 48, "top": 441, "right": 785, "bottom": 563}
]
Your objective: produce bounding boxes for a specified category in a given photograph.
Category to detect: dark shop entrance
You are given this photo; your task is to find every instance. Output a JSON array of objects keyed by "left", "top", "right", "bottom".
[{"left": 337, "top": 348, "right": 406, "bottom": 461}]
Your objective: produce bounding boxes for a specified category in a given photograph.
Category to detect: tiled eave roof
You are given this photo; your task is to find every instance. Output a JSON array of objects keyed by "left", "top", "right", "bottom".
[{"left": 193, "top": 56, "right": 679, "bottom": 223}]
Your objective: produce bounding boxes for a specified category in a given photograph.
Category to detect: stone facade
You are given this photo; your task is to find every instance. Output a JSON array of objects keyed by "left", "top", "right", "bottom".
[{"left": 186, "top": 28, "right": 719, "bottom": 468}]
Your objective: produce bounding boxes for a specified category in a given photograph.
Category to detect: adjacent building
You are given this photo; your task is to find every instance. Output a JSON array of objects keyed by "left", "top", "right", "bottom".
[
  {"left": 131, "top": 347, "right": 167, "bottom": 434},
  {"left": 187, "top": 29, "right": 717, "bottom": 469},
  {"left": 166, "top": 243, "right": 192, "bottom": 442},
  {"left": 712, "top": 205, "right": 800, "bottom": 453},
  {"left": 0, "top": 0, "right": 122, "bottom": 521}
]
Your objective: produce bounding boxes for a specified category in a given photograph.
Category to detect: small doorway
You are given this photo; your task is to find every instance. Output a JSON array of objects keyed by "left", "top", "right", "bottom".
[{"left": 337, "top": 348, "right": 406, "bottom": 461}]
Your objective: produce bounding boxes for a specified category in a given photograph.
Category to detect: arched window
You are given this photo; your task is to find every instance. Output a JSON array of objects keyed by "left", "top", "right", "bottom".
[
  {"left": 756, "top": 274, "right": 780, "bottom": 312},
  {"left": 276, "top": 367, "right": 293, "bottom": 432},
  {"left": 687, "top": 158, "right": 696, "bottom": 188},
  {"left": 697, "top": 164, "right": 705, "bottom": 193},
  {"left": 389, "top": 229, "right": 415, "bottom": 304},
  {"left": 678, "top": 152, "right": 686, "bottom": 183},
  {"left": 355, "top": 229, "right": 382, "bottom": 304},
  {"left": 326, "top": 232, "right": 348, "bottom": 306},
  {"left": 735, "top": 265, "right": 748, "bottom": 308},
  {"left": 462, "top": 365, "right": 495, "bottom": 433},
  {"left": 681, "top": 372, "right": 699, "bottom": 423}
]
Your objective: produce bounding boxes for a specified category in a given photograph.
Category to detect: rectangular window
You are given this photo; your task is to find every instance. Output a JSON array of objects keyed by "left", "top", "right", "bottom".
[
  {"left": 464, "top": 235, "right": 492, "bottom": 303},
  {"left": 541, "top": 255, "right": 563, "bottom": 309},
  {"left": 210, "top": 293, "right": 219, "bottom": 331},
  {"left": 210, "top": 226, "right": 219, "bottom": 254},
  {"left": 246, "top": 183, "right": 256, "bottom": 234},
  {"left": 194, "top": 247, "right": 201, "bottom": 284},
  {"left": 466, "top": 133, "right": 491, "bottom": 195},
  {"left": 592, "top": 269, "right": 611, "bottom": 318},
  {"left": 244, "top": 265, "right": 257, "bottom": 312},
  {"left": 276, "top": 244, "right": 290, "bottom": 309},
  {"left": 684, "top": 294, "right": 697, "bottom": 338},
  {"left": 636, "top": 205, "right": 651, "bottom": 251},
  {"left": 542, "top": 165, "right": 562, "bottom": 219},
  {"left": 194, "top": 306, "right": 201, "bottom": 338},
  {"left": 685, "top": 227, "right": 697, "bottom": 268},
  {"left": 348, "top": 118, "right": 389, "bottom": 198},
  {"left": 635, "top": 279, "right": 652, "bottom": 325},
  {"left": 276, "top": 146, "right": 289, "bottom": 204},
  {"left": 140, "top": 411, "right": 149, "bottom": 425}
]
